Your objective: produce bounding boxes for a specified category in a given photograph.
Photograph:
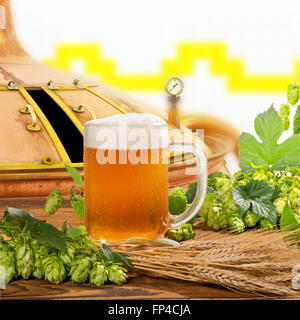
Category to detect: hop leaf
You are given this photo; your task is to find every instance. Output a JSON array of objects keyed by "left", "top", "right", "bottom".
[
  {"left": 232, "top": 180, "right": 277, "bottom": 225},
  {"left": 239, "top": 106, "right": 300, "bottom": 171},
  {"left": 185, "top": 182, "right": 197, "bottom": 203}
]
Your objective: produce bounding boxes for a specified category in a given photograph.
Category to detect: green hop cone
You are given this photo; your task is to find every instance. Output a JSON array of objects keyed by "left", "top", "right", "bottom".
[
  {"left": 207, "top": 205, "right": 222, "bottom": 230},
  {"left": 42, "top": 253, "right": 67, "bottom": 284},
  {"left": 274, "top": 196, "right": 288, "bottom": 217},
  {"left": 0, "top": 242, "right": 17, "bottom": 284},
  {"left": 287, "top": 82, "right": 300, "bottom": 105},
  {"left": 107, "top": 263, "right": 127, "bottom": 285},
  {"left": 228, "top": 215, "right": 245, "bottom": 233},
  {"left": 58, "top": 242, "right": 76, "bottom": 269},
  {"left": 15, "top": 243, "right": 34, "bottom": 279},
  {"left": 89, "top": 262, "right": 108, "bottom": 287},
  {"left": 31, "top": 242, "right": 51, "bottom": 280},
  {"left": 244, "top": 211, "right": 261, "bottom": 227},
  {"left": 279, "top": 104, "right": 290, "bottom": 131},
  {"left": 167, "top": 223, "right": 194, "bottom": 242},
  {"left": 44, "top": 190, "right": 64, "bottom": 216},
  {"left": 69, "top": 255, "right": 92, "bottom": 284},
  {"left": 218, "top": 209, "right": 229, "bottom": 229},
  {"left": 185, "top": 182, "right": 197, "bottom": 203},
  {"left": 198, "top": 193, "right": 218, "bottom": 222},
  {"left": 215, "top": 177, "right": 233, "bottom": 193},
  {"left": 260, "top": 218, "right": 274, "bottom": 231},
  {"left": 289, "top": 187, "right": 300, "bottom": 208},
  {"left": 168, "top": 187, "right": 188, "bottom": 215}
]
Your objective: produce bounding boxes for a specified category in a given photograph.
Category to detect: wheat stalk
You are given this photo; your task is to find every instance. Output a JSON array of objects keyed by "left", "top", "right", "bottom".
[{"left": 110, "top": 228, "right": 300, "bottom": 298}]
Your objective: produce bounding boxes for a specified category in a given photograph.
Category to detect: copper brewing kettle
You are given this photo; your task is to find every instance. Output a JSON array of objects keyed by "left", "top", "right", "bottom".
[{"left": 0, "top": 0, "right": 232, "bottom": 198}]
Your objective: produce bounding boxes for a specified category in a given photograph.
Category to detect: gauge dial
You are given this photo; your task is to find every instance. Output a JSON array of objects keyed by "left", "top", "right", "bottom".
[{"left": 165, "top": 77, "right": 184, "bottom": 96}]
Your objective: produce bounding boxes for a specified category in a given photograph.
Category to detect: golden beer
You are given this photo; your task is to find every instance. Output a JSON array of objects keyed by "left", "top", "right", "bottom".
[
  {"left": 84, "top": 113, "right": 207, "bottom": 242},
  {"left": 84, "top": 147, "right": 169, "bottom": 241}
]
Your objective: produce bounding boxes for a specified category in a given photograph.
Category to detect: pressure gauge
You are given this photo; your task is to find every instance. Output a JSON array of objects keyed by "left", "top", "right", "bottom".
[{"left": 165, "top": 77, "right": 184, "bottom": 96}]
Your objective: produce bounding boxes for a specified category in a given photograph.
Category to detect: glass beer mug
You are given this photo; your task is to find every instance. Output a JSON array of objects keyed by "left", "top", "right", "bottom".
[{"left": 84, "top": 113, "right": 207, "bottom": 241}]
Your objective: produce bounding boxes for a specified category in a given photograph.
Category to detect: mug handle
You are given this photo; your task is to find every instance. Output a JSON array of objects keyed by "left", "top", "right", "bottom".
[{"left": 169, "top": 142, "right": 207, "bottom": 227}]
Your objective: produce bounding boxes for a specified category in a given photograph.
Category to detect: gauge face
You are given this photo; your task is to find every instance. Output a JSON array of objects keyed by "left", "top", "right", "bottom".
[{"left": 165, "top": 77, "right": 184, "bottom": 96}]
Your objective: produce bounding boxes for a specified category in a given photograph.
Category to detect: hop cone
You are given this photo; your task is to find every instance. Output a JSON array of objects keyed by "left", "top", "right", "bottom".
[
  {"left": 89, "top": 262, "right": 108, "bottom": 287},
  {"left": 0, "top": 241, "right": 17, "bottom": 284},
  {"left": 31, "top": 241, "right": 51, "bottom": 280},
  {"left": 207, "top": 205, "right": 223, "bottom": 230},
  {"left": 274, "top": 196, "right": 288, "bottom": 217},
  {"left": 244, "top": 211, "right": 261, "bottom": 227},
  {"left": 15, "top": 243, "right": 34, "bottom": 279},
  {"left": 42, "top": 253, "right": 67, "bottom": 284},
  {"left": 69, "top": 255, "right": 92, "bottom": 284},
  {"left": 44, "top": 190, "right": 64, "bottom": 216},
  {"left": 58, "top": 242, "right": 76, "bottom": 270},
  {"left": 228, "top": 215, "right": 245, "bottom": 233},
  {"left": 107, "top": 263, "right": 127, "bottom": 285},
  {"left": 260, "top": 219, "right": 274, "bottom": 231},
  {"left": 289, "top": 188, "right": 300, "bottom": 208},
  {"left": 279, "top": 104, "right": 290, "bottom": 131},
  {"left": 287, "top": 82, "right": 300, "bottom": 105},
  {"left": 167, "top": 223, "right": 194, "bottom": 242}
]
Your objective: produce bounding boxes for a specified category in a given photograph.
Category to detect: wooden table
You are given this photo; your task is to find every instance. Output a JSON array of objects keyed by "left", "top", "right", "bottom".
[{"left": 0, "top": 198, "right": 258, "bottom": 300}]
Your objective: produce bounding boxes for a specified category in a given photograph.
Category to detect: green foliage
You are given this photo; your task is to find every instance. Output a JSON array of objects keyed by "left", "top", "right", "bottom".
[
  {"left": 185, "top": 182, "right": 197, "bottom": 203},
  {"left": 101, "top": 243, "right": 133, "bottom": 269},
  {"left": 0, "top": 208, "right": 132, "bottom": 286},
  {"left": 239, "top": 106, "right": 300, "bottom": 171},
  {"left": 65, "top": 164, "right": 83, "bottom": 187},
  {"left": 70, "top": 192, "right": 84, "bottom": 220},
  {"left": 44, "top": 165, "right": 84, "bottom": 220},
  {"left": 280, "top": 203, "right": 300, "bottom": 231},
  {"left": 2, "top": 207, "right": 67, "bottom": 252},
  {"left": 232, "top": 180, "right": 277, "bottom": 225}
]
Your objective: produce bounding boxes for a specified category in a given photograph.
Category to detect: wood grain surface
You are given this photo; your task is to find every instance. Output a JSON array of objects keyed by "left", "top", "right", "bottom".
[{"left": 0, "top": 198, "right": 260, "bottom": 300}]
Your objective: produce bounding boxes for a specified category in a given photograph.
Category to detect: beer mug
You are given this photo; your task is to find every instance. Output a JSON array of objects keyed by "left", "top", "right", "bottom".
[{"left": 84, "top": 113, "right": 207, "bottom": 241}]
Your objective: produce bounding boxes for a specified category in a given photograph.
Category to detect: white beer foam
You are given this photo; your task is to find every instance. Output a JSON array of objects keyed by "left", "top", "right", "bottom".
[{"left": 84, "top": 113, "right": 168, "bottom": 150}]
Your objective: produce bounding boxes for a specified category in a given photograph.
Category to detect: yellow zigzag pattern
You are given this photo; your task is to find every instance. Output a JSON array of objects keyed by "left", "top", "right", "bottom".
[{"left": 43, "top": 42, "right": 300, "bottom": 92}]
